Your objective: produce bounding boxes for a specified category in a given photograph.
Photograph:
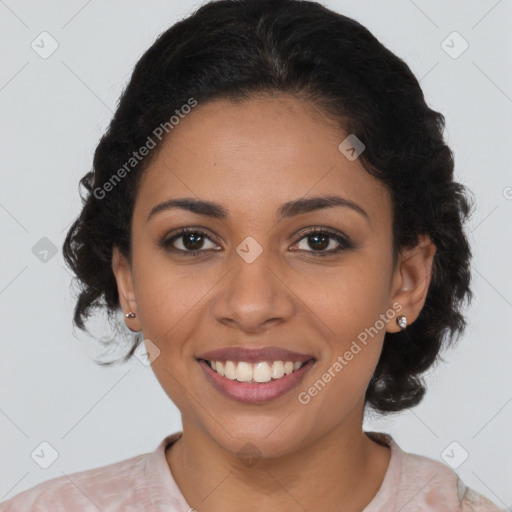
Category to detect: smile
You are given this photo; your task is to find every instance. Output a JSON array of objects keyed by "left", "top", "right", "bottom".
[{"left": 197, "top": 358, "right": 316, "bottom": 403}]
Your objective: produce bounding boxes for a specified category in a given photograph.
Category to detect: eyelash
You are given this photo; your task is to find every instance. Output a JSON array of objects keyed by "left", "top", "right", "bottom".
[{"left": 159, "top": 226, "right": 353, "bottom": 258}]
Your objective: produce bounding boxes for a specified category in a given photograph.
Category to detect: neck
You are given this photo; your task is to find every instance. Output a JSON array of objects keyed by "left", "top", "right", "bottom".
[{"left": 166, "top": 404, "right": 390, "bottom": 512}]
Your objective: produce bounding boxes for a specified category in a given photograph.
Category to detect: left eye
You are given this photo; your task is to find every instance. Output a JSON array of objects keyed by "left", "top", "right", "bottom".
[{"left": 292, "top": 229, "right": 351, "bottom": 256}]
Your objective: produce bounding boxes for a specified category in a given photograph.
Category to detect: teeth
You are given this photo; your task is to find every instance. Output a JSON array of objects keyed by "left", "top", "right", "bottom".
[
  {"left": 236, "top": 361, "right": 253, "bottom": 382},
  {"left": 225, "top": 361, "right": 236, "bottom": 380},
  {"left": 271, "top": 361, "right": 285, "bottom": 379},
  {"left": 253, "top": 362, "right": 271, "bottom": 383},
  {"left": 207, "top": 360, "right": 308, "bottom": 383}
]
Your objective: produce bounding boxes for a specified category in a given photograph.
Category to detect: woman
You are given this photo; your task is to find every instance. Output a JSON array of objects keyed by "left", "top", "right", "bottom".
[{"left": 1, "top": 0, "right": 504, "bottom": 510}]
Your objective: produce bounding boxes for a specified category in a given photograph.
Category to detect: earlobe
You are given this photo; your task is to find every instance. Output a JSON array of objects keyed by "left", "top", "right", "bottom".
[
  {"left": 112, "top": 246, "right": 141, "bottom": 331},
  {"left": 387, "top": 235, "right": 437, "bottom": 333}
]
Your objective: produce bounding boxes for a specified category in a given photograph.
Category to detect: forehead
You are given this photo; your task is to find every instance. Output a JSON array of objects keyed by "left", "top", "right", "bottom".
[{"left": 135, "top": 94, "right": 392, "bottom": 229}]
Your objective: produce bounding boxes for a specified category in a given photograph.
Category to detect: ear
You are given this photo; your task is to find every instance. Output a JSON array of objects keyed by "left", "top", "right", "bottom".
[
  {"left": 387, "top": 234, "right": 437, "bottom": 333},
  {"left": 112, "top": 246, "right": 141, "bottom": 332}
]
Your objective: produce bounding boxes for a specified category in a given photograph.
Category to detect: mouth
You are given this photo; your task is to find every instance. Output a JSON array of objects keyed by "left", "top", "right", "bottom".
[{"left": 196, "top": 356, "right": 317, "bottom": 403}]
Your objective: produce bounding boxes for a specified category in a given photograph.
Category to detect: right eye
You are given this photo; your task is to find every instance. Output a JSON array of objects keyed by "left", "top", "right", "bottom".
[{"left": 160, "top": 227, "right": 220, "bottom": 256}]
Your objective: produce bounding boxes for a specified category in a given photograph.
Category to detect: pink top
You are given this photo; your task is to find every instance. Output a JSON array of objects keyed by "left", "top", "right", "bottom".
[{"left": 0, "top": 431, "right": 504, "bottom": 511}]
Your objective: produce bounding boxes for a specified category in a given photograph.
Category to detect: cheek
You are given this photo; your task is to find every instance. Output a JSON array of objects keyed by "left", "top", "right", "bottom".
[
  {"left": 290, "top": 254, "right": 390, "bottom": 405},
  {"left": 289, "top": 255, "right": 392, "bottom": 342},
  {"left": 130, "top": 245, "right": 209, "bottom": 351}
]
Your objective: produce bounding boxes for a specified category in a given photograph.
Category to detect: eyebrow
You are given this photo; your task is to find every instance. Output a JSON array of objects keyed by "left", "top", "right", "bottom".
[{"left": 146, "top": 194, "right": 369, "bottom": 223}]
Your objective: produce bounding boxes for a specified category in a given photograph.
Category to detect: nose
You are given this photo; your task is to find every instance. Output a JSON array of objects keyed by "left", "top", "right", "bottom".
[{"left": 210, "top": 246, "right": 296, "bottom": 334}]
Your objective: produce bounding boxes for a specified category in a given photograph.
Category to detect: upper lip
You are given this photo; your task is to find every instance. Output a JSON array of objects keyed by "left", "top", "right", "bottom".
[{"left": 196, "top": 346, "right": 315, "bottom": 363}]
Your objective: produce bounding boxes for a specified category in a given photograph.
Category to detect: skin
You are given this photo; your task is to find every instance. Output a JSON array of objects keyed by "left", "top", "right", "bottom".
[{"left": 112, "top": 93, "right": 436, "bottom": 512}]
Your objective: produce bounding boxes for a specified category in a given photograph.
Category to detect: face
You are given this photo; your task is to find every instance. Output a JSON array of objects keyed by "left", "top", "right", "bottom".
[{"left": 113, "top": 93, "right": 435, "bottom": 458}]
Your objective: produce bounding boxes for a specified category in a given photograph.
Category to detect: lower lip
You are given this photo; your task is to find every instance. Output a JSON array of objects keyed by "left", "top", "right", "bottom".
[{"left": 197, "top": 359, "right": 316, "bottom": 403}]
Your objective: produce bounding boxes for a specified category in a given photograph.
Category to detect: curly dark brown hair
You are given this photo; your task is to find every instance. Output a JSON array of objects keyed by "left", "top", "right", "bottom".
[{"left": 63, "top": 0, "right": 474, "bottom": 414}]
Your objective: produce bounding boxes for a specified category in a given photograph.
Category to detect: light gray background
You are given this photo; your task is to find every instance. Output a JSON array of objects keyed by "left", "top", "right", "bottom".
[{"left": 1, "top": 0, "right": 511, "bottom": 507}]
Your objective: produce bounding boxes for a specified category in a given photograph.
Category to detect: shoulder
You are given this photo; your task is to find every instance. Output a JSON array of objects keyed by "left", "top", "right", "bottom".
[
  {"left": 0, "top": 451, "right": 149, "bottom": 512},
  {"left": 458, "top": 485, "right": 507, "bottom": 512},
  {"left": 402, "top": 449, "right": 504, "bottom": 511},
  {"left": 366, "top": 432, "right": 505, "bottom": 512}
]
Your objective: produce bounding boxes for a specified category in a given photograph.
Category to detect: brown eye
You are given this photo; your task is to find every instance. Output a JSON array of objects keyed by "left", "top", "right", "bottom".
[
  {"left": 293, "top": 228, "right": 352, "bottom": 256},
  {"left": 160, "top": 228, "right": 218, "bottom": 255}
]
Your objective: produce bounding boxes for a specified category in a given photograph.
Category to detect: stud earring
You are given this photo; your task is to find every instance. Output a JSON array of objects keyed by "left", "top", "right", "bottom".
[
  {"left": 125, "top": 312, "right": 136, "bottom": 319},
  {"left": 396, "top": 315, "right": 407, "bottom": 330}
]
